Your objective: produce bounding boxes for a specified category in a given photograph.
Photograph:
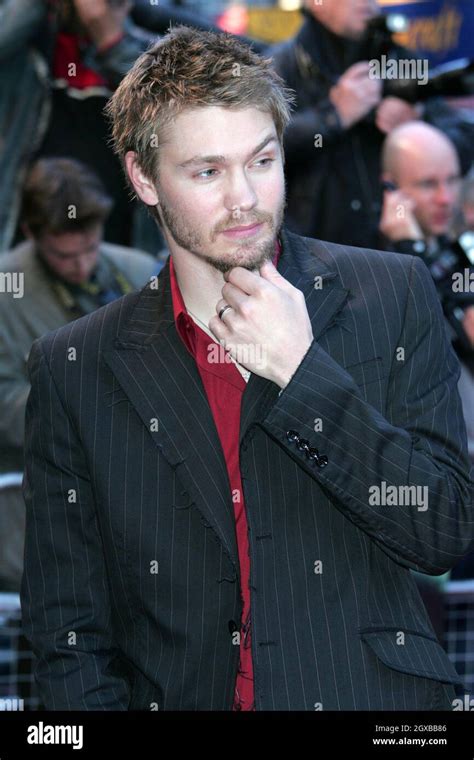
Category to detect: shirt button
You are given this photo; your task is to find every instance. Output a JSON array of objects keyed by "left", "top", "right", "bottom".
[{"left": 351, "top": 199, "right": 362, "bottom": 211}]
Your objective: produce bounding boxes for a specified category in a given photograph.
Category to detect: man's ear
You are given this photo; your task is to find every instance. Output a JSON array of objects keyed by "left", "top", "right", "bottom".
[{"left": 125, "top": 151, "right": 160, "bottom": 206}]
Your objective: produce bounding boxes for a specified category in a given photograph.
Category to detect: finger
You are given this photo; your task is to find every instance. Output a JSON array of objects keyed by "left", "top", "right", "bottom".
[
  {"left": 376, "top": 99, "right": 392, "bottom": 115},
  {"left": 208, "top": 314, "right": 229, "bottom": 343},
  {"left": 387, "top": 190, "right": 405, "bottom": 204},
  {"left": 215, "top": 298, "right": 237, "bottom": 324},
  {"left": 259, "top": 259, "right": 292, "bottom": 291},
  {"left": 398, "top": 192, "right": 414, "bottom": 208},
  {"left": 347, "top": 61, "right": 371, "bottom": 76},
  {"left": 221, "top": 281, "right": 250, "bottom": 311},
  {"left": 367, "top": 84, "right": 383, "bottom": 101},
  {"left": 224, "top": 266, "right": 269, "bottom": 296},
  {"left": 381, "top": 102, "right": 399, "bottom": 118},
  {"left": 382, "top": 187, "right": 397, "bottom": 202},
  {"left": 377, "top": 119, "right": 390, "bottom": 134}
]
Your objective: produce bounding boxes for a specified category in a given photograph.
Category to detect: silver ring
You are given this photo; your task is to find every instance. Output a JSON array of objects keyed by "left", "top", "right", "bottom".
[{"left": 218, "top": 304, "right": 232, "bottom": 321}]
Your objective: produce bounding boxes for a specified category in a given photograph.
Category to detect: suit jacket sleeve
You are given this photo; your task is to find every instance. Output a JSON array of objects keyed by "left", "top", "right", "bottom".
[
  {"left": 261, "top": 255, "right": 474, "bottom": 575},
  {"left": 20, "top": 338, "right": 131, "bottom": 710}
]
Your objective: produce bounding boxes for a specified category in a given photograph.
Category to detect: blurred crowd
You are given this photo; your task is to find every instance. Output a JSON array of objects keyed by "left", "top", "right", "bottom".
[{"left": 0, "top": 0, "right": 473, "bottom": 607}]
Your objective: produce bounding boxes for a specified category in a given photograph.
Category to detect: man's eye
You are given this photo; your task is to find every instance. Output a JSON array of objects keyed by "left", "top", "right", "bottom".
[
  {"left": 254, "top": 158, "right": 274, "bottom": 167},
  {"left": 195, "top": 169, "right": 218, "bottom": 179}
]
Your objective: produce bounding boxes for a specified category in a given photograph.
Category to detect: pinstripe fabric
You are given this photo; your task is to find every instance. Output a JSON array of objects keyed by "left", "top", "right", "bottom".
[{"left": 20, "top": 226, "right": 474, "bottom": 710}]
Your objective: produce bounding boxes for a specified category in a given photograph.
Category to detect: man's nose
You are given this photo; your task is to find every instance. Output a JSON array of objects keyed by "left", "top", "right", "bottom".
[
  {"left": 224, "top": 169, "right": 258, "bottom": 214},
  {"left": 435, "top": 182, "right": 453, "bottom": 205},
  {"left": 76, "top": 258, "right": 91, "bottom": 279}
]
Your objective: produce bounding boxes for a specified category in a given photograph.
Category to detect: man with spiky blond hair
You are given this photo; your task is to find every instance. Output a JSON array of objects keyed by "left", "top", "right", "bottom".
[{"left": 21, "top": 26, "right": 473, "bottom": 712}]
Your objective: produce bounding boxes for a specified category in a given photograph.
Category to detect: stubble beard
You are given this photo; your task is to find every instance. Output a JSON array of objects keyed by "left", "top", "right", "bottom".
[{"left": 156, "top": 191, "right": 286, "bottom": 274}]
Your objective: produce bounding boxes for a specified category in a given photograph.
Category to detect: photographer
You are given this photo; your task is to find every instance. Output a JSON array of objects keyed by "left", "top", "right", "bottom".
[
  {"left": 379, "top": 121, "right": 474, "bottom": 459},
  {"left": 269, "top": 0, "right": 474, "bottom": 247}
]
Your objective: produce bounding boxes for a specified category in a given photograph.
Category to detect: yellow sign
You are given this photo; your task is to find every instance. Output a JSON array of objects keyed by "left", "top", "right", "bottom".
[{"left": 247, "top": 8, "right": 303, "bottom": 43}]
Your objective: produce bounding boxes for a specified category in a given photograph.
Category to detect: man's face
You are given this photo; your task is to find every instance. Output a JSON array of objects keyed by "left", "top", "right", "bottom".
[
  {"left": 307, "top": 0, "right": 379, "bottom": 39},
  {"left": 392, "top": 148, "right": 462, "bottom": 238},
  {"left": 35, "top": 224, "right": 102, "bottom": 284},
  {"left": 150, "top": 106, "right": 286, "bottom": 274}
]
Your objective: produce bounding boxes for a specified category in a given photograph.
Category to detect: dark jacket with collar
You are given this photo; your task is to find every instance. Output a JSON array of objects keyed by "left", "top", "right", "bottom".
[
  {"left": 269, "top": 10, "right": 474, "bottom": 248},
  {"left": 0, "top": 0, "right": 156, "bottom": 252},
  {"left": 21, "top": 227, "right": 473, "bottom": 710}
]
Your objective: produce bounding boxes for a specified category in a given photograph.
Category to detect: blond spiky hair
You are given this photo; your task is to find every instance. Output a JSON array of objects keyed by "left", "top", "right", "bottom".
[{"left": 105, "top": 24, "right": 295, "bottom": 199}]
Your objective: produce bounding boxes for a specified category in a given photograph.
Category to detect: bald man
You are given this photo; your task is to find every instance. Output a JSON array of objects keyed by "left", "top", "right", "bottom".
[
  {"left": 380, "top": 121, "right": 474, "bottom": 461},
  {"left": 380, "top": 121, "right": 462, "bottom": 246}
]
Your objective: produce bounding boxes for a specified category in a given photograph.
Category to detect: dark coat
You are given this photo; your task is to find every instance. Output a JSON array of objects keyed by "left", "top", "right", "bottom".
[{"left": 21, "top": 227, "right": 473, "bottom": 710}]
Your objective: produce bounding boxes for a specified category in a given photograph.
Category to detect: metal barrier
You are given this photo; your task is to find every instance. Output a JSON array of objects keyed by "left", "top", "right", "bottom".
[
  {"left": 0, "top": 593, "right": 40, "bottom": 711},
  {"left": 444, "top": 579, "right": 474, "bottom": 698},
  {"left": 0, "top": 580, "right": 473, "bottom": 710}
]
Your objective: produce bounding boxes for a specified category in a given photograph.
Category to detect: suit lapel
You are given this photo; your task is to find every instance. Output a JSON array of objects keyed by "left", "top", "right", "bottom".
[
  {"left": 101, "top": 227, "right": 350, "bottom": 577},
  {"left": 101, "top": 261, "right": 240, "bottom": 576}
]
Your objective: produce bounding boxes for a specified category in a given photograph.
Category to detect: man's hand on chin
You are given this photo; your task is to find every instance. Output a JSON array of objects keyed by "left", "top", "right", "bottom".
[{"left": 208, "top": 260, "right": 314, "bottom": 390}]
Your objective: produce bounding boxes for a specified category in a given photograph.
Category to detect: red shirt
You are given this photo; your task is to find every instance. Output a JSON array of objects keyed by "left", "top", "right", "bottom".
[
  {"left": 53, "top": 33, "right": 108, "bottom": 88},
  {"left": 169, "top": 241, "right": 281, "bottom": 711}
]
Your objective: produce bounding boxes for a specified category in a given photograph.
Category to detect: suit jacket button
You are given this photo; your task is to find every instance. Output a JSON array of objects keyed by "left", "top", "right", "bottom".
[
  {"left": 286, "top": 430, "right": 299, "bottom": 443},
  {"left": 308, "top": 447, "right": 320, "bottom": 461},
  {"left": 317, "top": 455, "right": 329, "bottom": 468},
  {"left": 297, "top": 438, "right": 310, "bottom": 453}
]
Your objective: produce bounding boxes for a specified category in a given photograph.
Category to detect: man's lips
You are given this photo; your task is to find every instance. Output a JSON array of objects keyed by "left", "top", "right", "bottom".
[{"left": 221, "top": 222, "right": 264, "bottom": 238}]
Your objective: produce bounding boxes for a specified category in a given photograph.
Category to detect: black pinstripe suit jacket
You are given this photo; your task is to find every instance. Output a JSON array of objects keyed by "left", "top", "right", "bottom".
[{"left": 20, "top": 226, "right": 474, "bottom": 711}]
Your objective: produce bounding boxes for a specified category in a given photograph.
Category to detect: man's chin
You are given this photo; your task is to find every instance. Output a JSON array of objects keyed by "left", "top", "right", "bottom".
[
  {"left": 429, "top": 222, "right": 450, "bottom": 237},
  {"left": 214, "top": 240, "right": 275, "bottom": 273}
]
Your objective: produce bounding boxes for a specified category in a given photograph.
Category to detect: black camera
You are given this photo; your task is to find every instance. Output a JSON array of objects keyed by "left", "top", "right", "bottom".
[
  {"left": 360, "top": 14, "right": 474, "bottom": 103},
  {"left": 423, "top": 238, "right": 474, "bottom": 358}
]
